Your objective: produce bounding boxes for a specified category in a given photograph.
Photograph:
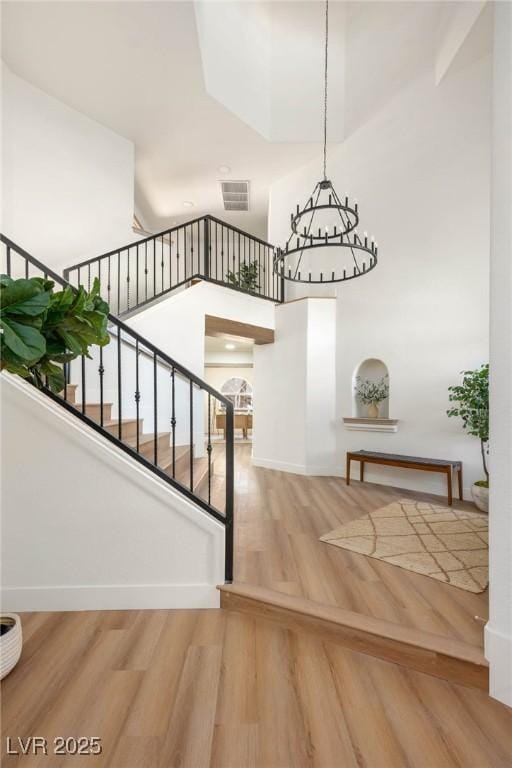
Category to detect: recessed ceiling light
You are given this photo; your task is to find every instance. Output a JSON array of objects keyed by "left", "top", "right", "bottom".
[
  {"left": 183, "top": 201, "right": 194, "bottom": 208},
  {"left": 218, "top": 165, "right": 231, "bottom": 174},
  {"left": 225, "top": 343, "right": 235, "bottom": 350}
]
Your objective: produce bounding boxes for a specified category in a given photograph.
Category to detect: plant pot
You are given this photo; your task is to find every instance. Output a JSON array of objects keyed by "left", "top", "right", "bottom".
[
  {"left": 471, "top": 482, "right": 489, "bottom": 514},
  {"left": 0, "top": 614, "right": 23, "bottom": 680},
  {"left": 367, "top": 402, "right": 379, "bottom": 419}
]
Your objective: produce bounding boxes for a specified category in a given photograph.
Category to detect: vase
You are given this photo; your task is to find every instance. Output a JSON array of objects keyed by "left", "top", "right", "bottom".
[
  {"left": 0, "top": 614, "right": 22, "bottom": 680},
  {"left": 471, "top": 482, "right": 489, "bottom": 514},
  {"left": 367, "top": 402, "right": 379, "bottom": 419}
]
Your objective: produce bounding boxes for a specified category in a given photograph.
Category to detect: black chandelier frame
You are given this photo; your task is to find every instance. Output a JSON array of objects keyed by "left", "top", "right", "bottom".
[{"left": 273, "top": 180, "right": 379, "bottom": 285}]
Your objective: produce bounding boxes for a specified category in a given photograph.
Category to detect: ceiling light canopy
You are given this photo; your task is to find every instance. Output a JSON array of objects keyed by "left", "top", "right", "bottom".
[
  {"left": 274, "top": 0, "right": 379, "bottom": 286},
  {"left": 183, "top": 201, "right": 195, "bottom": 208}
]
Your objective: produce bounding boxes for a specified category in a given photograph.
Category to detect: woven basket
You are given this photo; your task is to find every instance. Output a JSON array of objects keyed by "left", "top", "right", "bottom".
[{"left": 0, "top": 614, "right": 22, "bottom": 680}]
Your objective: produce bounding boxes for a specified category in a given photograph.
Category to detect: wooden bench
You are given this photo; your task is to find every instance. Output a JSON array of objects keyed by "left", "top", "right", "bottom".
[{"left": 346, "top": 450, "right": 463, "bottom": 506}]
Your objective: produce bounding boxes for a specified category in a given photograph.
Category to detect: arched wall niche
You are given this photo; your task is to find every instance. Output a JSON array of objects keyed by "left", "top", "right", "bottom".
[{"left": 352, "top": 358, "right": 390, "bottom": 418}]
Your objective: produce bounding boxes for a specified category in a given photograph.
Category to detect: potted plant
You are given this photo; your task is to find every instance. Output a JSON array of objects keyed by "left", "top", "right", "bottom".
[
  {"left": 0, "top": 614, "right": 22, "bottom": 679},
  {"left": 226, "top": 262, "right": 260, "bottom": 293},
  {"left": 447, "top": 363, "right": 489, "bottom": 512},
  {"left": 0, "top": 275, "right": 110, "bottom": 393},
  {"left": 355, "top": 375, "right": 389, "bottom": 418}
]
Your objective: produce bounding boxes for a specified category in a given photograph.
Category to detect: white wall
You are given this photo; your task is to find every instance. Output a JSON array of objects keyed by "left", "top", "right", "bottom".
[
  {"left": 485, "top": 1, "right": 512, "bottom": 708},
  {"left": 269, "top": 56, "right": 491, "bottom": 496},
  {"left": 1, "top": 66, "right": 135, "bottom": 272},
  {"left": 126, "top": 281, "right": 274, "bottom": 456},
  {"left": 253, "top": 298, "right": 336, "bottom": 475},
  {"left": 127, "top": 280, "right": 275, "bottom": 376},
  {"left": 0, "top": 374, "right": 224, "bottom": 611}
]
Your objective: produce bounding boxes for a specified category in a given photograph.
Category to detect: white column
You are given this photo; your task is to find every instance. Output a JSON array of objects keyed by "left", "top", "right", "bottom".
[{"left": 485, "top": 0, "right": 512, "bottom": 708}]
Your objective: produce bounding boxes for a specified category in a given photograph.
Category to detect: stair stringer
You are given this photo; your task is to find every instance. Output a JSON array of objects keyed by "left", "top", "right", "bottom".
[{"left": 1, "top": 374, "right": 225, "bottom": 612}]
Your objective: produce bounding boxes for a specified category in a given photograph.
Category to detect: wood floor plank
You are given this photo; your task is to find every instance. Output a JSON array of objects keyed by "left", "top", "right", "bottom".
[
  {"left": 2, "top": 609, "right": 511, "bottom": 768},
  {"left": 229, "top": 444, "right": 487, "bottom": 647}
]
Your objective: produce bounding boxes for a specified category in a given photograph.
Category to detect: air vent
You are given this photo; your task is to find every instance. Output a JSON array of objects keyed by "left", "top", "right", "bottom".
[{"left": 221, "top": 180, "right": 249, "bottom": 212}]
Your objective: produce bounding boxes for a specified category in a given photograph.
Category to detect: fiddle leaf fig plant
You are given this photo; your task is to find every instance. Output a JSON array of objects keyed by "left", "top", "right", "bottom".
[
  {"left": 0, "top": 275, "right": 110, "bottom": 394},
  {"left": 447, "top": 363, "right": 489, "bottom": 484}
]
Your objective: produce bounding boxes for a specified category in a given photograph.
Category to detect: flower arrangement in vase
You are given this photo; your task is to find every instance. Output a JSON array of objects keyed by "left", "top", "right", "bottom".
[{"left": 355, "top": 375, "right": 389, "bottom": 418}]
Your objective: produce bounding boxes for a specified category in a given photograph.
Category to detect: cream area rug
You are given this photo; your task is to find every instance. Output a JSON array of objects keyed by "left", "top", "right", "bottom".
[{"left": 320, "top": 499, "right": 488, "bottom": 593}]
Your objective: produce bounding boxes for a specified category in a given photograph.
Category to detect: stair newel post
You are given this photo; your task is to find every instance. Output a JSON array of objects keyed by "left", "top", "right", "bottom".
[
  {"left": 225, "top": 401, "right": 235, "bottom": 583},
  {"left": 203, "top": 217, "right": 210, "bottom": 279}
]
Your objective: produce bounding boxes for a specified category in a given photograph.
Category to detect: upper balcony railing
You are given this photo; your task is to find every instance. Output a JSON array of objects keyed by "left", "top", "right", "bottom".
[{"left": 63, "top": 215, "right": 283, "bottom": 316}]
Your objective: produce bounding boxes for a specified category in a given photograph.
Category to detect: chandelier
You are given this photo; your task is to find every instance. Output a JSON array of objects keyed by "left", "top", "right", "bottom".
[{"left": 274, "top": 0, "right": 379, "bottom": 285}]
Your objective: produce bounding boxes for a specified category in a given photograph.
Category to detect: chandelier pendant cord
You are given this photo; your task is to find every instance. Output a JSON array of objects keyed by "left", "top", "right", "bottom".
[{"left": 323, "top": 0, "right": 329, "bottom": 181}]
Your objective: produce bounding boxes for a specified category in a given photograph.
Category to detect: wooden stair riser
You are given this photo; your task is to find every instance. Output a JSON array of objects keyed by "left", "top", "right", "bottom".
[
  {"left": 219, "top": 585, "right": 489, "bottom": 692},
  {"left": 104, "top": 419, "right": 143, "bottom": 439},
  {"left": 160, "top": 445, "right": 192, "bottom": 477},
  {"left": 135, "top": 433, "right": 173, "bottom": 461},
  {"left": 59, "top": 384, "right": 77, "bottom": 404},
  {"left": 74, "top": 402, "right": 114, "bottom": 422}
]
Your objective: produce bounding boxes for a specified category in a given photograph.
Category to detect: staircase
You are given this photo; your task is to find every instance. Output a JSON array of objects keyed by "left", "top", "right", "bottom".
[
  {"left": 1, "top": 233, "right": 234, "bottom": 581},
  {"left": 63, "top": 383, "right": 213, "bottom": 495}
]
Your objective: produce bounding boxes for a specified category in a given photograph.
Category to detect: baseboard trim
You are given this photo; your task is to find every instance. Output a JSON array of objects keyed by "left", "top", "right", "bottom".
[
  {"left": 219, "top": 583, "right": 488, "bottom": 690},
  {"left": 484, "top": 623, "right": 512, "bottom": 706},
  {"left": 251, "top": 456, "right": 341, "bottom": 477},
  {"left": 1, "top": 584, "right": 220, "bottom": 612}
]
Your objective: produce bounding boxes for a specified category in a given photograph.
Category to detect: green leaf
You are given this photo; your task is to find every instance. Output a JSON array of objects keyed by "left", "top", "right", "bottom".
[
  {"left": 3, "top": 275, "right": 110, "bottom": 390},
  {"left": 0, "top": 317, "right": 46, "bottom": 362},
  {"left": 39, "top": 359, "right": 65, "bottom": 393},
  {"left": 0, "top": 279, "right": 52, "bottom": 317}
]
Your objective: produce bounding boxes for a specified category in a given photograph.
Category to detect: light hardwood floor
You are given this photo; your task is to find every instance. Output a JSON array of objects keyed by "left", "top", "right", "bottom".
[
  {"left": 214, "top": 444, "right": 488, "bottom": 647},
  {"left": 2, "top": 609, "right": 511, "bottom": 768}
]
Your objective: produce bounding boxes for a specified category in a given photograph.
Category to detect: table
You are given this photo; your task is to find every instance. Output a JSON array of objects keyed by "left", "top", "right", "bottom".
[{"left": 216, "top": 412, "right": 253, "bottom": 439}]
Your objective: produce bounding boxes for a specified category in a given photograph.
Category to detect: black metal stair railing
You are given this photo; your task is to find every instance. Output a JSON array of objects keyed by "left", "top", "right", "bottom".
[
  {"left": 63, "top": 215, "right": 283, "bottom": 315},
  {"left": 1, "top": 234, "right": 235, "bottom": 582}
]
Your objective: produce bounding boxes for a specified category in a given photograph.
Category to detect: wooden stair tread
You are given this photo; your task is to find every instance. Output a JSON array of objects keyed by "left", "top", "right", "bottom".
[
  {"left": 124, "top": 431, "right": 171, "bottom": 448},
  {"left": 218, "top": 583, "right": 488, "bottom": 690},
  {"left": 103, "top": 418, "right": 140, "bottom": 427}
]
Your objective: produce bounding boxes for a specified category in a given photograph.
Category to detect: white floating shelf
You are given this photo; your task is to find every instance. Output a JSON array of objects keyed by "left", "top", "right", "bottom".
[{"left": 343, "top": 417, "right": 399, "bottom": 433}]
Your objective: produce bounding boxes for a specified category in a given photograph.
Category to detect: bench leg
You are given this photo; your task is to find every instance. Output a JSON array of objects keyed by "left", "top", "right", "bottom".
[
  {"left": 446, "top": 467, "right": 453, "bottom": 506},
  {"left": 458, "top": 466, "right": 463, "bottom": 501},
  {"left": 346, "top": 455, "right": 351, "bottom": 486},
  {"left": 360, "top": 461, "right": 365, "bottom": 483}
]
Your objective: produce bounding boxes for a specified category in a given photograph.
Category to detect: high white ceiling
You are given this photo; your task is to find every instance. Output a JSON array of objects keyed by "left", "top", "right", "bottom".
[{"left": 1, "top": 1, "right": 489, "bottom": 240}]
